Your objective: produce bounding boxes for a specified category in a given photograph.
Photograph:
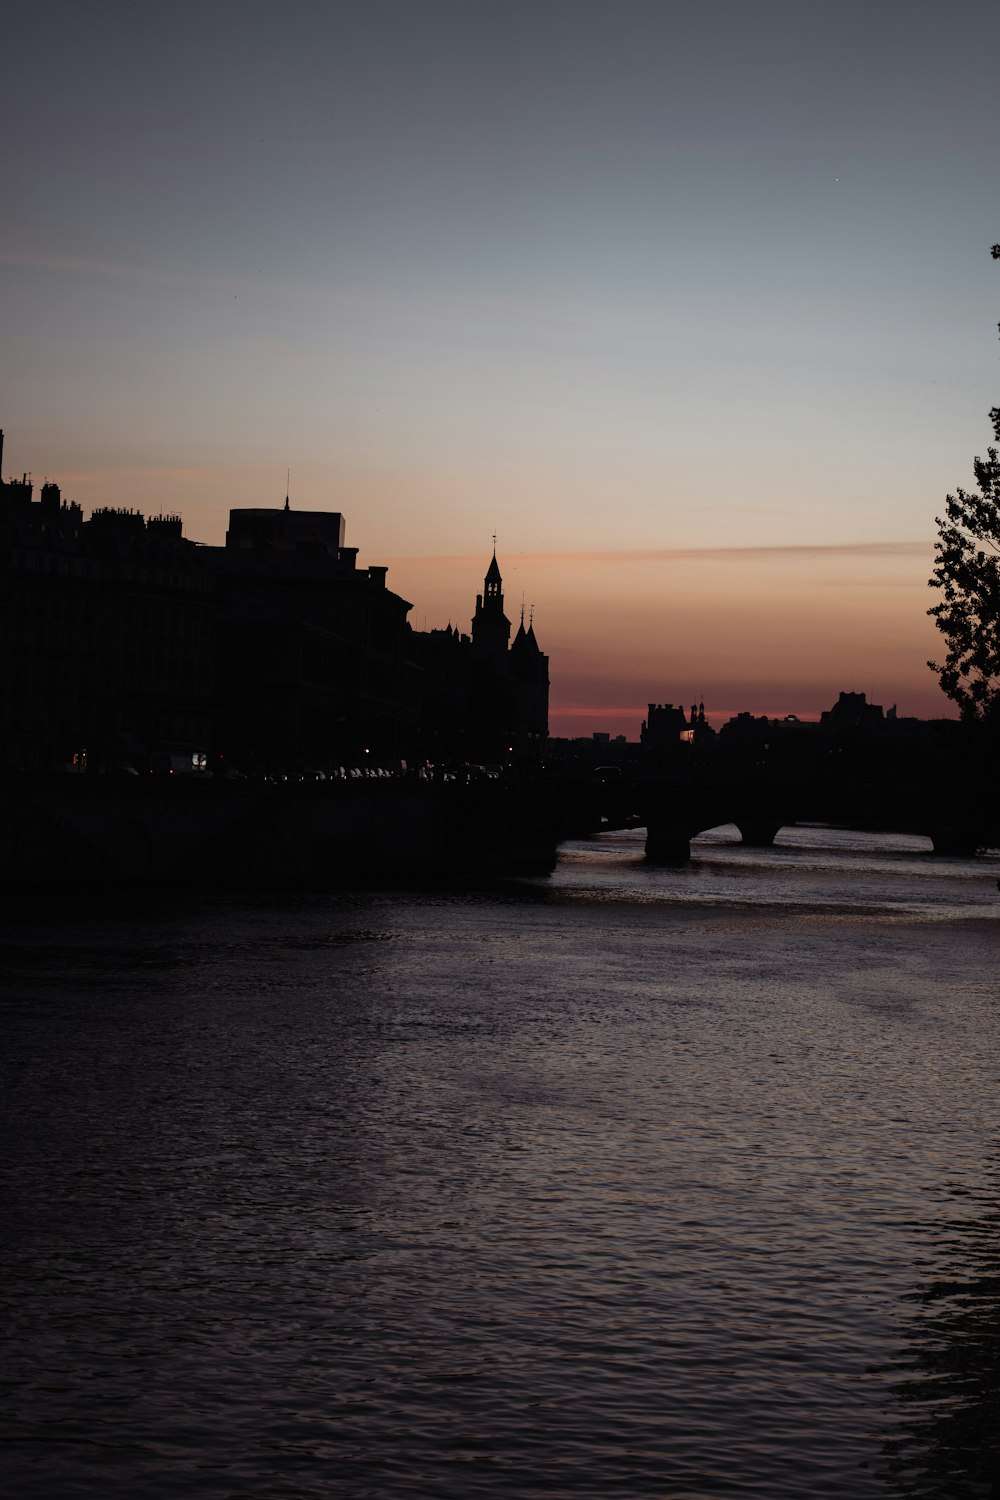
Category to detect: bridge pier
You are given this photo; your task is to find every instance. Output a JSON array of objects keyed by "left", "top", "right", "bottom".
[
  {"left": 644, "top": 822, "right": 693, "bottom": 865},
  {"left": 735, "top": 819, "right": 783, "bottom": 848},
  {"left": 927, "top": 821, "right": 982, "bottom": 857}
]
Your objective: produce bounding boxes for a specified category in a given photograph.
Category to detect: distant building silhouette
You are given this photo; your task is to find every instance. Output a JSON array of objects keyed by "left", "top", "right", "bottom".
[
  {"left": 0, "top": 437, "right": 549, "bottom": 775},
  {"left": 508, "top": 607, "right": 549, "bottom": 762},
  {"left": 820, "top": 690, "right": 885, "bottom": 730},
  {"left": 226, "top": 501, "right": 347, "bottom": 555},
  {"left": 639, "top": 700, "right": 713, "bottom": 769},
  {"left": 411, "top": 549, "right": 549, "bottom": 767},
  {"left": 546, "top": 731, "right": 639, "bottom": 776}
]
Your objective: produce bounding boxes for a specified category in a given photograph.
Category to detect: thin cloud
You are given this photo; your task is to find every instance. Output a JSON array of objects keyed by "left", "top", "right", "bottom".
[
  {"left": 0, "top": 247, "right": 249, "bottom": 293},
  {"left": 0, "top": 248, "right": 350, "bottom": 307},
  {"left": 385, "top": 541, "right": 932, "bottom": 566},
  {"left": 556, "top": 705, "right": 653, "bottom": 719},
  {"left": 0, "top": 247, "right": 609, "bottom": 336}
]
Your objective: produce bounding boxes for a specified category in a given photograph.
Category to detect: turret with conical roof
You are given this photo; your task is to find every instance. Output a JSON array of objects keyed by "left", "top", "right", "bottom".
[
  {"left": 508, "top": 604, "right": 549, "bottom": 760},
  {"left": 472, "top": 543, "right": 510, "bottom": 672},
  {"left": 484, "top": 551, "right": 502, "bottom": 599},
  {"left": 411, "top": 539, "right": 549, "bottom": 768}
]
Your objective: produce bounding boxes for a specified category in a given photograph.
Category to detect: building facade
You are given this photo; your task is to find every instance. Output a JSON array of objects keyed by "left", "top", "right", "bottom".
[
  {"left": 1, "top": 464, "right": 215, "bottom": 773},
  {"left": 209, "top": 500, "right": 418, "bottom": 770}
]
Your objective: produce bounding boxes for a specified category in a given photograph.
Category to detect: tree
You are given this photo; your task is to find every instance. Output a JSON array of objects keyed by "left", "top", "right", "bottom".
[{"left": 927, "top": 244, "right": 1000, "bottom": 720}]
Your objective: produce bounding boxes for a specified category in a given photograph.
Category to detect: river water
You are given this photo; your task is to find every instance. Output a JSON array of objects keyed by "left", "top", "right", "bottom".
[{"left": 2, "top": 826, "right": 999, "bottom": 1498}]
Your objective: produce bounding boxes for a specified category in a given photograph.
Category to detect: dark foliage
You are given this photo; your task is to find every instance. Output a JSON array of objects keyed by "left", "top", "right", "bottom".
[{"left": 928, "top": 246, "right": 1000, "bottom": 719}]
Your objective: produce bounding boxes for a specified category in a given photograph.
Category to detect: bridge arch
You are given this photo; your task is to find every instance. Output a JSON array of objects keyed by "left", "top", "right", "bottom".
[
  {"left": 732, "top": 818, "right": 784, "bottom": 848},
  {"left": 645, "top": 814, "right": 789, "bottom": 864}
]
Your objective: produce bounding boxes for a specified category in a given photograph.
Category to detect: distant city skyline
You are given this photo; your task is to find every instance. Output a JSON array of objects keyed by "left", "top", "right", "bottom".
[
  {"left": 0, "top": 436, "right": 944, "bottom": 737},
  {"left": 3, "top": 0, "right": 997, "bottom": 734}
]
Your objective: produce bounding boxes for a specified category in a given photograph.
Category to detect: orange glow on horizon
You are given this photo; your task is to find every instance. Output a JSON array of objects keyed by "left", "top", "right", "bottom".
[
  {"left": 14, "top": 457, "right": 952, "bottom": 737},
  {"left": 382, "top": 543, "right": 953, "bottom": 737}
]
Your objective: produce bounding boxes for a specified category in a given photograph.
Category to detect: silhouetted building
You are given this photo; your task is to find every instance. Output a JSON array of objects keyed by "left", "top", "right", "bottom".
[
  {"left": 1, "top": 438, "right": 555, "bottom": 778},
  {"left": 546, "top": 733, "right": 640, "bottom": 775},
  {"left": 410, "top": 550, "right": 549, "bottom": 768},
  {"left": 508, "top": 611, "right": 549, "bottom": 761},
  {"left": 226, "top": 502, "right": 346, "bottom": 555},
  {"left": 206, "top": 496, "right": 417, "bottom": 770},
  {"left": 640, "top": 701, "right": 688, "bottom": 771},
  {"left": 0, "top": 440, "right": 421, "bottom": 774},
  {"left": 820, "top": 691, "right": 885, "bottom": 731},
  {"left": 471, "top": 550, "right": 511, "bottom": 672},
  {"left": 1, "top": 449, "right": 215, "bottom": 772}
]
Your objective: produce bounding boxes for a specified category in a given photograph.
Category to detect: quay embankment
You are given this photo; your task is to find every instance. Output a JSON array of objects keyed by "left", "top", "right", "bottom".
[{"left": 0, "top": 776, "right": 562, "bottom": 890}]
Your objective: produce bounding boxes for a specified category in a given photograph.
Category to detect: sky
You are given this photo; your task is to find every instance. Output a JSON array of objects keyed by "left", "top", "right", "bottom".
[{"left": 2, "top": 0, "right": 998, "bottom": 734}]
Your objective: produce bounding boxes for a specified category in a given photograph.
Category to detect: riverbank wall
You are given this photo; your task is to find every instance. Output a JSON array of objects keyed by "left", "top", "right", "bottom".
[{"left": 0, "top": 777, "right": 560, "bottom": 889}]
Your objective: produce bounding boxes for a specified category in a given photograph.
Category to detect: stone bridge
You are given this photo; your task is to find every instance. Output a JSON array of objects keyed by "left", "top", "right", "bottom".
[
  {"left": 2, "top": 770, "right": 994, "bottom": 891},
  {"left": 579, "top": 773, "right": 997, "bottom": 863}
]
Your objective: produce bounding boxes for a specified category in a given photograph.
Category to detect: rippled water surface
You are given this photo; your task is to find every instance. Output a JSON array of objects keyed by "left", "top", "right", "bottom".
[{"left": 3, "top": 828, "right": 999, "bottom": 1497}]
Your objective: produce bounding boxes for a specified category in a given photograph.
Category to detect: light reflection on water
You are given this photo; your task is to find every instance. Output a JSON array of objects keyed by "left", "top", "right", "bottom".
[
  {"left": 545, "top": 824, "right": 1000, "bottom": 921},
  {"left": 2, "top": 828, "right": 999, "bottom": 1498}
]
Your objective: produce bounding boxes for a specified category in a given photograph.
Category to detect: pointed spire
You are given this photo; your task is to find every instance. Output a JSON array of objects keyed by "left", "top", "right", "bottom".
[
  {"left": 484, "top": 542, "right": 503, "bottom": 593},
  {"left": 473, "top": 535, "right": 511, "bottom": 661},
  {"left": 284, "top": 468, "right": 290, "bottom": 512}
]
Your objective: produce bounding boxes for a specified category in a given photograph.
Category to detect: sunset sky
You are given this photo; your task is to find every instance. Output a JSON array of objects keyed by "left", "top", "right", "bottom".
[{"left": 3, "top": 0, "right": 998, "bottom": 734}]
